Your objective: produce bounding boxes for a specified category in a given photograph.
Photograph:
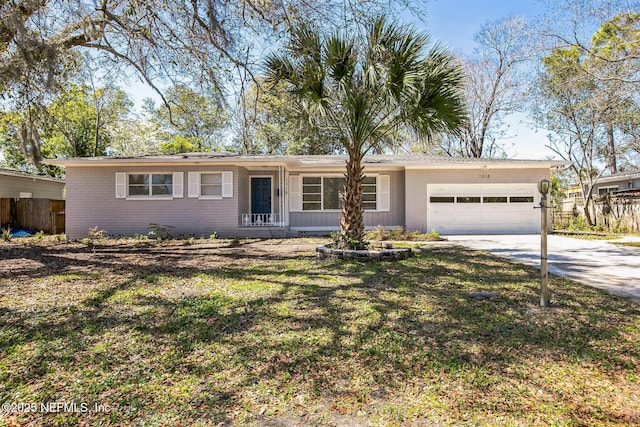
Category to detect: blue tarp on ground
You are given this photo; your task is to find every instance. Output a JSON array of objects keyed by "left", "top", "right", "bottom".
[{"left": 9, "top": 229, "right": 34, "bottom": 237}]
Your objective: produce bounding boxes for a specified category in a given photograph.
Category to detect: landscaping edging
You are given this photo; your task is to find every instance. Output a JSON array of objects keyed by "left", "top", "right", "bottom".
[{"left": 316, "top": 245, "right": 412, "bottom": 261}]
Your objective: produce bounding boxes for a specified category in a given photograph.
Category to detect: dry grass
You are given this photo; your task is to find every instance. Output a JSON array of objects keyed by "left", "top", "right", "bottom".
[
  {"left": 0, "top": 237, "right": 639, "bottom": 426},
  {"left": 613, "top": 241, "right": 640, "bottom": 248}
]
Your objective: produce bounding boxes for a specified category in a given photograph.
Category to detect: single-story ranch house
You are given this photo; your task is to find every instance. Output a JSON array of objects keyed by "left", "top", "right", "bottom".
[{"left": 44, "top": 153, "right": 565, "bottom": 239}]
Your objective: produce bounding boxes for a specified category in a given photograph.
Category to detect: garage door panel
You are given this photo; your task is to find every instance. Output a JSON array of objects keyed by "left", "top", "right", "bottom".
[
  {"left": 427, "top": 183, "right": 539, "bottom": 234},
  {"left": 430, "top": 184, "right": 455, "bottom": 195}
]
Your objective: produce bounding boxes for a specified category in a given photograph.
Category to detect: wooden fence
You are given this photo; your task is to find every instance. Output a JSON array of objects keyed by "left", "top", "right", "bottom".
[
  {"left": 0, "top": 198, "right": 65, "bottom": 234},
  {"left": 593, "top": 195, "right": 640, "bottom": 232},
  {"left": 552, "top": 194, "right": 640, "bottom": 232}
]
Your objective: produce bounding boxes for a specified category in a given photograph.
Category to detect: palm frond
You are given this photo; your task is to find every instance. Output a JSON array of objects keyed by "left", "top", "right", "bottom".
[{"left": 325, "top": 33, "right": 356, "bottom": 84}]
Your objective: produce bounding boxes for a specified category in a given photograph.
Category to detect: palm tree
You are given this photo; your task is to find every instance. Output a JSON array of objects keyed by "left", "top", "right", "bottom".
[{"left": 266, "top": 16, "right": 466, "bottom": 249}]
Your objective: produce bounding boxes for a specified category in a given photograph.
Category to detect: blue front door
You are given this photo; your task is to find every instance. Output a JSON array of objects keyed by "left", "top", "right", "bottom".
[{"left": 251, "top": 178, "right": 271, "bottom": 215}]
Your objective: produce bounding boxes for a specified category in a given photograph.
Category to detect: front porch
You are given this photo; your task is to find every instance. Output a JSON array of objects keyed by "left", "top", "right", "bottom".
[
  {"left": 237, "top": 166, "right": 287, "bottom": 228},
  {"left": 238, "top": 212, "right": 284, "bottom": 227}
]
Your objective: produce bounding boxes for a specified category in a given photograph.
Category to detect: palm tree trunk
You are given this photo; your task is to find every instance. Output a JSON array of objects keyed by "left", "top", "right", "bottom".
[{"left": 339, "top": 151, "right": 365, "bottom": 249}]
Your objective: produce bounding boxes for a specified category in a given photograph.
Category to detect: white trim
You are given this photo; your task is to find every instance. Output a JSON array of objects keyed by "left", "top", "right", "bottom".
[
  {"left": 188, "top": 172, "right": 200, "bottom": 198},
  {"left": 125, "top": 197, "right": 173, "bottom": 201},
  {"left": 377, "top": 174, "right": 390, "bottom": 211},
  {"left": 222, "top": 171, "right": 233, "bottom": 197},
  {"left": 284, "top": 170, "right": 290, "bottom": 225},
  {"left": 289, "top": 175, "right": 302, "bottom": 212},
  {"left": 172, "top": 172, "right": 183, "bottom": 198},
  {"left": 115, "top": 172, "right": 126, "bottom": 199}
]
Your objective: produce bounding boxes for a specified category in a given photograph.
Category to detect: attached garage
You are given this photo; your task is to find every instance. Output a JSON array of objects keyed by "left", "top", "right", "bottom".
[{"left": 427, "top": 183, "right": 540, "bottom": 234}]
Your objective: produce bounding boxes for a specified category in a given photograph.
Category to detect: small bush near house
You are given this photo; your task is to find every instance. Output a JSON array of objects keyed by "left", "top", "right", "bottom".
[
  {"left": 365, "top": 226, "right": 446, "bottom": 242},
  {"left": 147, "top": 223, "right": 174, "bottom": 240},
  {"left": 87, "top": 226, "right": 107, "bottom": 239},
  {"left": 1, "top": 227, "right": 11, "bottom": 241}
]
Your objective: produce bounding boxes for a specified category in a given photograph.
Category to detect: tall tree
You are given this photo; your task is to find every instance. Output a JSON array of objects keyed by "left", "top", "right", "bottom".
[
  {"left": 87, "top": 82, "right": 133, "bottom": 157},
  {"left": 106, "top": 116, "right": 163, "bottom": 157},
  {"left": 42, "top": 83, "right": 130, "bottom": 157},
  {"left": 1, "top": 0, "right": 428, "bottom": 165},
  {"left": 439, "top": 16, "right": 532, "bottom": 158},
  {"left": 539, "top": 1, "right": 640, "bottom": 84},
  {"left": 233, "top": 78, "right": 344, "bottom": 155},
  {"left": 266, "top": 16, "right": 465, "bottom": 248},
  {"left": 535, "top": 47, "right": 608, "bottom": 226},
  {"left": 588, "top": 12, "right": 640, "bottom": 173},
  {"left": 144, "top": 85, "right": 228, "bottom": 152}
]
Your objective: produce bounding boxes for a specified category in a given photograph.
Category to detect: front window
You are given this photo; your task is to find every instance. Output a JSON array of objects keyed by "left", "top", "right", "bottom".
[
  {"left": 362, "top": 176, "right": 377, "bottom": 210},
  {"left": 322, "top": 177, "right": 344, "bottom": 210},
  {"left": 302, "top": 176, "right": 377, "bottom": 211},
  {"left": 302, "top": 177, "right": 322, "bottom": 210},
  {"left": 201, "top": 173, "right": 222, "bottom": 197},
  {"left": 128, "top": 174, "right": 172, "bottom": 197}
]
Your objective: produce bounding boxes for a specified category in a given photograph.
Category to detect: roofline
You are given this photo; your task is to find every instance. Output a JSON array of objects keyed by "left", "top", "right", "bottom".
[
  {"left": 0, "top": 168, "right": 65, "bottom": 183},
  {"left": 596, "top": 171, "right": 640, "bottom": 183},
  {"left": 42, "top": 154, "right": 569, "bottom": 170}
]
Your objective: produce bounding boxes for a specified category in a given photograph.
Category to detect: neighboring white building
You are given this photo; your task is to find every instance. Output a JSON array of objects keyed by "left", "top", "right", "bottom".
[
  {"left": 0, "top": 168, "right": 65, "bottom": 199},
  {"left": 44, "top": 153, "right": 565, "bottom": 238}
]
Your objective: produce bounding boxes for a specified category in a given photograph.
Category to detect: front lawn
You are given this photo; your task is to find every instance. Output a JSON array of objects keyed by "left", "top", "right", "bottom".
[{"left": 0, "top": 238, "right": 638, "bottom": 426}]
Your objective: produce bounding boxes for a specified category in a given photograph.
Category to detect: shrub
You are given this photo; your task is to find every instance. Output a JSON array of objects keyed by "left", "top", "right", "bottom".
[
  {"left": 88, "top": 226, "right": 107, "bottom": 239},
  {"left": 148, "top": 223, "right": 174, "bottom": 240},
  {"left": 364, "top": 226, "right": 445, "bottom": 242},
  {"left": 566, "top": 216, "right": 589, "bottom": 231},
  {"left": 428, "top": 229, "right": 441, "bottom": 240},
  {"left": 2, "top": 227, "right": 11, "bottom": 242}
]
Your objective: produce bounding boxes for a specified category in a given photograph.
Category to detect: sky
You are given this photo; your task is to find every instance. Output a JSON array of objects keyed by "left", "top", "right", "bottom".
[
  {"left": 129, "top": 0, "right": 557, "bottom": 160},
  {"left": 414, "top": 0, "right": 554, "bottom": 160}
]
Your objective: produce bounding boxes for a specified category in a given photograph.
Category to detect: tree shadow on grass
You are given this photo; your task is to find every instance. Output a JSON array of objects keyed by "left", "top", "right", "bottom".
[{"left": 0, "top": 242, "right": 639, "bottom": 425}]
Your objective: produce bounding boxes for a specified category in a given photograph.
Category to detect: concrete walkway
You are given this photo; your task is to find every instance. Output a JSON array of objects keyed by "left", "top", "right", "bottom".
[{"left": 447, "top": 234, "right": 640, "bottom": 301}]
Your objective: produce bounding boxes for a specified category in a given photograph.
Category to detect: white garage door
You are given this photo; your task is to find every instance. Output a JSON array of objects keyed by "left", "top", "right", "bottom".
[{"left": 427, "top": 184, "right": 540, "bottom": 234}]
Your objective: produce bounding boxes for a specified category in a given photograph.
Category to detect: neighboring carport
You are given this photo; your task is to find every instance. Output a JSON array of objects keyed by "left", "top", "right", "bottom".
[{"left": 447, "top": 234, "right": 640, "bottom": 301}]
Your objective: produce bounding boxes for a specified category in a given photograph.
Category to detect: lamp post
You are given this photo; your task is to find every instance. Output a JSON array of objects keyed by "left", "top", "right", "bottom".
[{"left": 538, "top": 178, "right": 550, "bottom": 307}]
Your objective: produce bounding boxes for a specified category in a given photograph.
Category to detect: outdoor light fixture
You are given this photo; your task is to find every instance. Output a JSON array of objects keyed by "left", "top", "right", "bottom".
[
  {"left": 537, "top": 178, "right": 550, "bottom": 197},
  {"left": 538, "top": 178, "right": 551, "bottom": 307}
]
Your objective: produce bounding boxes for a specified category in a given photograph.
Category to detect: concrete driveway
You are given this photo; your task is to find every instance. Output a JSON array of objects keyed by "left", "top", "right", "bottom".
[{"left": 446, "top": 234, "right": 640, "bottom": 301}]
